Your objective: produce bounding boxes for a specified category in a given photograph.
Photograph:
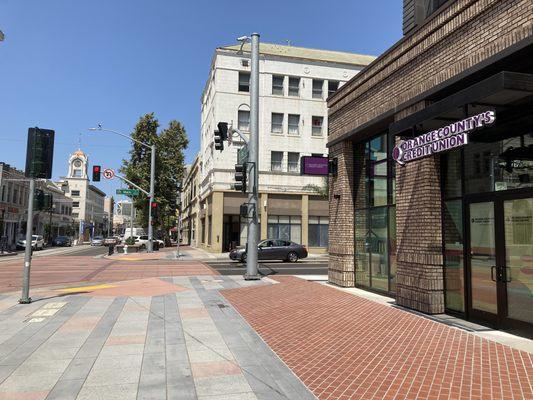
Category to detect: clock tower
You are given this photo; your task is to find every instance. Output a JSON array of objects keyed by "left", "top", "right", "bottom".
[{"left": 68, "top": 149, "right": 88, "bottom": 179}]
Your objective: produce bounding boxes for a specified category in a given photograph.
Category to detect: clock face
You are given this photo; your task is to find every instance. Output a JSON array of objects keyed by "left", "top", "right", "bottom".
[{"left": 73, "top": 159, "right": 82, "bottom": 168}]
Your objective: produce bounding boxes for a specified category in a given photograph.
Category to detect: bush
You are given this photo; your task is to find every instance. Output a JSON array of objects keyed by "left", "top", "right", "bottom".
[{"left": 125, "top": 237, "right": 136, "bottom": 245}]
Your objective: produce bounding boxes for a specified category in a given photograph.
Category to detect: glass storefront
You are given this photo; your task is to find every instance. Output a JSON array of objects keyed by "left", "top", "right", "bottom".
[
  {"left": 441, "top": 104, "right": 533, "bottom": 330},
  {"left": 354, "top": 133, "right": 397, "bottom": 294}
]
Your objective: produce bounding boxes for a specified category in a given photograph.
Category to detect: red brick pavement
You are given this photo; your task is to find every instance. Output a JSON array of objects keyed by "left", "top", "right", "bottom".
[
  {"left": 0, "top": 256, "right": 217, "bottom": 293},
  {"left": 222, "top": 276, "right": 533, "bottom": 400}
]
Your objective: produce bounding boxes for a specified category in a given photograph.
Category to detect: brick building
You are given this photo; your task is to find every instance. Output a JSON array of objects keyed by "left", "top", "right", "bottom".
[{"left": 327, "top": 0, "right": 532, "bottom": 334}]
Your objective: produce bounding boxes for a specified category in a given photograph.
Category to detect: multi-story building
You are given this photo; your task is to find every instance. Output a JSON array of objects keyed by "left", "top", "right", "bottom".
[
  {"left": 0, "top": 162, "right": 74, "bottom": 248},
  {"left": 181, "top": 155, "right": 201, "bottom": 246},
  {"left": 113, "top": 200, "right": 135, "bottom": 235},
  {"left": 57, "top": 149, "right": 106, "bottom": 241},
  {"left": 327, "top": 0, "right": 532, "bottom": 334},
  {"left": 199, "top": 42, "right": 375, "bottom": 252}
]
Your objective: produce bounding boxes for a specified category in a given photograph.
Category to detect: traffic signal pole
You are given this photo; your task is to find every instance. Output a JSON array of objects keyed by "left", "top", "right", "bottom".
[
  {"left": 20, "top": 178, "right": 35, "bottom": 303},
  {"left": 245, "top": 33, "right": 260, "bottom": 280}
]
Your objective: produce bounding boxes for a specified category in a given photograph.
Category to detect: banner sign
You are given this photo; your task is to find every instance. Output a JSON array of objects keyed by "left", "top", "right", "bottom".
[
  {"left": 392, "top": 110, "right": 496, "bottom": 165},
  {"left": 301, "top": 156, "right": 328, "bottom": 175}
]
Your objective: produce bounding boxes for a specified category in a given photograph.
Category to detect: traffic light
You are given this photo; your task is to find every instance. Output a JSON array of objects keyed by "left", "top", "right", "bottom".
[
  {"left": 34, "top": 189, "right": 45, "bottom": 211},
  {"left": 150, "top": 202, "right": 159, "bottom": 220},
  {"left": 234, "top": 163, "right": 247, "bottom": 193},
  {"left": 25, "top": 127, "right": 55, "bottom": 179},
  {"left": 92, "top": 165, "right": 101, "bottom": 182},
  {"left": 43, "top": 194, "right": 53, "bottom": 211},
  {"left": 217, "top": 122, "right": 228, "bottom": 139},
  {"left": 214, "top": 130, "right": 224, "bottom": 151}
]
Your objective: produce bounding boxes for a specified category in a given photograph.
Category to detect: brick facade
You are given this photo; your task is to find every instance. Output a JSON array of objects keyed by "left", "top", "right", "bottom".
[{"left": 327, "top": 0, "right": 532, "bottom": 313}]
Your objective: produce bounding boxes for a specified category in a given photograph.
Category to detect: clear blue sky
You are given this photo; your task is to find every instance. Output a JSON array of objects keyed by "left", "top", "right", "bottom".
[{"left": 0, "top": 0, "right": 402, "bottom": 199}]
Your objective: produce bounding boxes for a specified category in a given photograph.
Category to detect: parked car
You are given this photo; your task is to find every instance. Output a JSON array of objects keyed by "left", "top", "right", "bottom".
[
  {"left": 54, "top": 236, "right": 72, "bottom": 247},
  {"left": 90, "top": 236, "right": 104, "bottom": 246},
  {"left": 16, "top": 235, "right": 45, "bottom": 250},
  {"left": 229, "top": 239, "right": 308, "bottom": 263},
  {"left": 134, "top": 235, "right": 164, "bottom": 249}
]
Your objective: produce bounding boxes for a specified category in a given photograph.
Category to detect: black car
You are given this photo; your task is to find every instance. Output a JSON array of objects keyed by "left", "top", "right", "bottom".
[
  {"left": 229, "top": 239, "right": 308, "bottom": 263},
  {"left": 54, "top": 236, "right": 72, "bottom": 247}
]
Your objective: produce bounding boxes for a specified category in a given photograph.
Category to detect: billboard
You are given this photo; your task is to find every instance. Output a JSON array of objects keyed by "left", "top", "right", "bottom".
[{"left": 301, "top": 156, "right": 328, "bottom": 176}]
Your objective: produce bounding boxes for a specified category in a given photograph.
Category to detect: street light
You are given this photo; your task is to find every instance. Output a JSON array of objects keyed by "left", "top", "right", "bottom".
[{"left": 88, "top": 125, "right": 156, "bottom": 252}]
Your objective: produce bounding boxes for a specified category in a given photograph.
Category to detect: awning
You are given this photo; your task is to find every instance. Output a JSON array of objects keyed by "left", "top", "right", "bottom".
[{"left": 390, "top": 71, "right": 533, "bottom": 136}]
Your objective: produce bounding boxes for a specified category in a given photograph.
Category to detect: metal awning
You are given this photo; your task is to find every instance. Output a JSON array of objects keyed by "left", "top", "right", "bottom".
[{"left": 389, "top": 71, "right": 533, "bottom": 136}]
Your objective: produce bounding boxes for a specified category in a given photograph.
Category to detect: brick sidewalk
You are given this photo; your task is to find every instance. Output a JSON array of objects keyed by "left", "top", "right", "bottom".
[{"left": 222, "top": 276, "right": 533, "bottom": 400}]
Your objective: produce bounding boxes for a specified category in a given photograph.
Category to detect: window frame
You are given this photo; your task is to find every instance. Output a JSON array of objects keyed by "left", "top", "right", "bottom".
[
  {"left": 271, "top": 113, "right": 284, "bottom": 134},
  {"left": 288, "top": 152, "right": 300, "bottom": 173},
  {"left": 312, "top": 79, "right": 324, "bottom": 99},
  {"left": 238, "top": 72, "right": 250, "bottom": 92},
  {"left": 271, "top": 151, "right": 283, "bottom": 172},
  {"left": 238, "top": 110, "right": 250, "bottom": 132},
  {"left": 272, "top": 75, "right": 284, "bottom": 95},
  {"left": 311, "top": 116, "right": 324, "bottom": 136},
  {"left": 288, "top": 77, "right": 300, "bottom": 97},
  {"left": 288, "top": 114, "right": 300, "bottom": 135}
]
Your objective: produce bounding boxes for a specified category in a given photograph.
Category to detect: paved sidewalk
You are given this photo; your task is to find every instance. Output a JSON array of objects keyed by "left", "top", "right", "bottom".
[
  {"left": 0, "top": 276, "right": 314, "bottom": 400},
  {"left": 222, "top": 276, "right": 533, "bottom": 400}
]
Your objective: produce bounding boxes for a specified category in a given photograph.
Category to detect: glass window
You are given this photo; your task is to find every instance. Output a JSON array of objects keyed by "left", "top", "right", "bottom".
[
  {"left": 355, "top": 209, "right": 370, "bottom": 287},
  {"left": 271, "top": 151, "right": 283, "bottom": 172},
  {"left": 444, "top": 200, "right": 464, "bottom": 312},
  {"left": 288, "top": 114, "right": 300, "bottom": 135},
  {"left": 328, "top": 80, "right": 339, "bottom": 96},
  {"left": 312, "top": 116, "right": 324, "bottom": 136},
  {"left": 288, "top": 152, "right": 299, "bottom": 173},
  {"left": 288, "top": 77, "right": 300, "bottom": 97},
  {"left": 271, "top": 113, "right": 283, "bottom": 133},
  {"left": 309, "top": 216, "right": 329, "bottom": 247},
  {"left": 272, "top": 75, "right": 284, "bottom": 95},
  {"left": 312, "top": 79, "right": 323, "bottom": 99},
  {"left": 267, "top": 215, "right": 301, "bottom": 243},
  {"left": 370, "top": 207, "right": 388, "bottom": 291},
  {"left": 238, "top": 72, "right": 250, "bottom": 92},
  {"left": 238, "top": 110, "right": 250, "bottom": 132},
  {"left": 389, "top": 207, "right": 397, "bottom": 293},
  {"left": 72, "top": 201, "right": 80, "bottom": 208},
  {"left": 71, "top": 190, "right": 80, "bottom": 196}
]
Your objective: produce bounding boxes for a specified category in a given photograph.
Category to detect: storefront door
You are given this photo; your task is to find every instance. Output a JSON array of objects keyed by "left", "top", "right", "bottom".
[{"left": 466, "top": 190, "right": 533, "bottom": 333}]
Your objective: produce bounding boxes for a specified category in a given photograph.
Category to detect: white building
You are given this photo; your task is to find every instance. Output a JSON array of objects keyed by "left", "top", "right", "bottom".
[
  {"left": 57, "top": 149, "right": 106, "bottom": 241},
  {"left": 198, "top": 42, "right": 375, "bottom": 252}
]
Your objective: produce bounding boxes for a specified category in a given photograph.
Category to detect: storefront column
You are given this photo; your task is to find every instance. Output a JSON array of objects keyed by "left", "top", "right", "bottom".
[
  {"left": 328, "top": 141, "right": 355, "bottom": 287},
  {"left": 260, "top": 193, "right": 268, "bottom": 240},
  {"left": 210, "top": 192, "right": 224, "bottom": 252},
  {"left": 396, "top": 153, "right": 444, "bottom": 314},
  {"left": 301, "top": 195, "right": 309, "bottom": 247}
]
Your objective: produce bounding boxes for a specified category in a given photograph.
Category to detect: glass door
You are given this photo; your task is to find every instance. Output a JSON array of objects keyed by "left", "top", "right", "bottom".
[
  {"left": 467, "top": 193, "right": 533, "bottom": 332},
  {"left": 468, "top": 201, "right": 499, "bottom": 323}
]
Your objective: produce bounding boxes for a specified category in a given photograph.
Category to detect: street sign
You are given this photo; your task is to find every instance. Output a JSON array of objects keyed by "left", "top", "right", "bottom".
[
  {"left": 116, "top": 188, "right": 139, "bottom": 196},
  {"left": 238, "top": 146, "right": 249, "bottom": 164},
  {"left": 103, "top": 169, "right": 115, "bottom": 179}
]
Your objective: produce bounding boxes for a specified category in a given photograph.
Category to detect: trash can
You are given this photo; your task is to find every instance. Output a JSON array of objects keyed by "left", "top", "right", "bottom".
[
  {"left": 153, "top": 240, "right": 159, "bottom": 251},
  {"left": 108, "top": 244, "right": 114, "bottom": 256}
]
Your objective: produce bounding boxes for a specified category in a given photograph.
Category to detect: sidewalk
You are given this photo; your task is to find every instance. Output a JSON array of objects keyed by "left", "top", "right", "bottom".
[
  {"left": 175, "top": 246, "right": 329, "bottom": 261},
  {"left": 0, "top": 276, "right": 314, "bottom": 400}
]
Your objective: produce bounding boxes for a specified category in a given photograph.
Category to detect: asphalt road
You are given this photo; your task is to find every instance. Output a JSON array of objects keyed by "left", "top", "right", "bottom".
[
  {"left": 58, "top": 245, "right": 109, "bottom": 257},
  {"left": 205, "top": 260, "right": 328, "bottom": 276}
]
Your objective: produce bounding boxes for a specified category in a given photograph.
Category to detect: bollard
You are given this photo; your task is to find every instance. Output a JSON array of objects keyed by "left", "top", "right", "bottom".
[{"left": 124, "top": 245, "right": 128, "bottom": 255}]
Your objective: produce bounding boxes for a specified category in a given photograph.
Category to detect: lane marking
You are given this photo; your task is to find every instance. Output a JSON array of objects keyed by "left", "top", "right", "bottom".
[{"left": 58, "top": 284, "right": 115, "bottom": 293}]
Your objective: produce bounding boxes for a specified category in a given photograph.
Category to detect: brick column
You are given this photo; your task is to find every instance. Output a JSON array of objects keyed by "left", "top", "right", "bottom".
[
  {"left": 395, "top": 153, "right": 444, "bottom": 314},
  {"left": 328, "top": 141, "right": 355, "bottom": 287}
]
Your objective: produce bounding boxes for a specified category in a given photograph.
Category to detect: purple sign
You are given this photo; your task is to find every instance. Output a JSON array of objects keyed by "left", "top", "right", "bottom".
[
  {"left": 301, "top": 156, "right": 328, "bottom": 175},
  {"left": 393, "top": 110, "right": 496, "bottom": 165}
]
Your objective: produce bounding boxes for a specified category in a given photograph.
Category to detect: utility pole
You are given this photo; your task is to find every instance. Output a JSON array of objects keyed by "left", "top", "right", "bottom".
[
  {"left": 147, "top": 145, "right": 156, "bottom": 252},
  {"left": 245, "top": 33, "right": 260, "bottom": 280},
  {"left": 20, "top": 179, "right": 35, "bottom": 303}
]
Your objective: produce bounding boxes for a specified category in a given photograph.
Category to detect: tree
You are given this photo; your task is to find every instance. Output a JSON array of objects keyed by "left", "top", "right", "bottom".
[
  {"left": 121, "top": 114, "right": 189, "bottom": 234},
  {"left": 302, "top": 176, "right": 329, "bottom": 199}
]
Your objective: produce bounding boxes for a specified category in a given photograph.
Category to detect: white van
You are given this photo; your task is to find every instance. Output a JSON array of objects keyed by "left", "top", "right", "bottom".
[{"left": 123, "top": 228, "right": 146, "bottom": 240}]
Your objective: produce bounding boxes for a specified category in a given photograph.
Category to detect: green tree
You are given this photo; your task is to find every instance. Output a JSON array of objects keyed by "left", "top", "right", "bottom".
[
  {"left": 121, "top": 114, "right": 189, "bottom": 233},
  {"left": 303, "top": 176, "right": 329, "bottom": 199}
]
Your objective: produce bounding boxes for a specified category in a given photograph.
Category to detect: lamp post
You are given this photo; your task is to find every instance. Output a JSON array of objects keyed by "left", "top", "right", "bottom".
[{"left": 89, "top": 125, "right": 156, "bottom": 252}]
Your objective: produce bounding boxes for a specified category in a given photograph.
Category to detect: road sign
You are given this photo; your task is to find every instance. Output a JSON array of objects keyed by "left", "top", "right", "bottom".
[
  {"left": 116, "top": 188, "right": 139, "bottom": 196},
  {"left": 103, "top": 169, "right": 115, "bottom": 179},
  {"left": 238, "top": 146, "right": 249, "bottom": 164}
]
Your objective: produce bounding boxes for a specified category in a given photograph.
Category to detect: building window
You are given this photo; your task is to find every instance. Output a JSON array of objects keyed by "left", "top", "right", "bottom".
[
  {"left": 354, "top": 133, "right": 396, "bottom": 294},
  {"left": 238, "top": 72, "right": 250, "bottom": 92},
  {"left": 272, "top": 75, "right": 284, "bottom": 95},
  {"left": 288, "top": 77, "right": 300, "bottom": 97},
  {"left": 271, "top": 151, "right": 283, "bottom": 172},
  {"left": 312, "top": 116, "right": 324, "bottom": 136},
  {"left": 328, "top": 80, "right": 339, "bottom": 97},
  {"left": 288, "top": 114, "right": 300, "bottom": 135},
  {"left": 208, "top": 216, "right": 212, "bottom": 245},
  {"left": 309, "top": 216, "right": 329, "bottom": 247},
  {"left": 238, "top": 110, "right": 250, "bottom": 132},
  {"left": 312, "top": 79, "right": 323, "bottom": 99},
  {"left": 267, "top": 215, "right": 301, "bottom": 244},
  {"left": 288, "top": 152, "right": 300, "bottom": 173},
  {"left": 271, "top": 113, "right": 284, "bottom": 133},
  {"left": 72, "top": 201, "right": 80, "bottom": 207},
  {"left": 73, "top": 169, "right": 82, "bottom": 177},
  {"left": 71, "top": 190, "right": 80, "bottom": 196}
]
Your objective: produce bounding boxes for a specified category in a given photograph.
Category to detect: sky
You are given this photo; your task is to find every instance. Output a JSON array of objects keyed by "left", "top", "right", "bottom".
[{"left": 0, "top": 0, "right": 402, "bottom": 199}]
